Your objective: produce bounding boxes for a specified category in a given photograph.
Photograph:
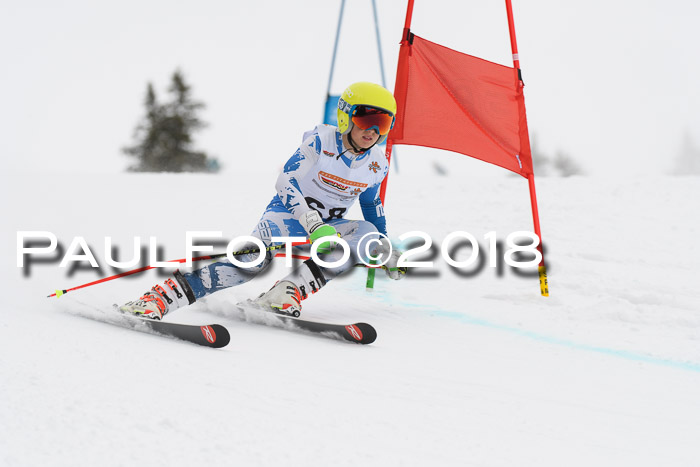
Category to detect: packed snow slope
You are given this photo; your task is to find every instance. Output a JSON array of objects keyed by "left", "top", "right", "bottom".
[{"left": 1, "top": 157, "right": 699, "bottom": 466}]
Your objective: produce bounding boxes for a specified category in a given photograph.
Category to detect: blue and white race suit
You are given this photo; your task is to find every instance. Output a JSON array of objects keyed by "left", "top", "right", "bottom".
[{"left": 183, "top": 124, "right": 391, "bottom": 300}]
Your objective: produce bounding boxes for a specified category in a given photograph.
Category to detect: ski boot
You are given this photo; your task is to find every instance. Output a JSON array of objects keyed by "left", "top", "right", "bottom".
[
  {"left": 120, "top": 276, "right": 195, "bottom": 320},
  {"left": 254, "top": 280, "right": 302, "bottom": 317}
]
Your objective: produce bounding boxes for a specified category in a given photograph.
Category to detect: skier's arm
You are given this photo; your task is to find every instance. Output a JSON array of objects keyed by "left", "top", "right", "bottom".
[
  {"left": 359, "top": 183, "right": 387, "bottom": 236},
  {"left": 275, "top": 145, "right": 318, "bottom": 218},
  {"left": 360, "top": 185, "right": 404, "bottom": 280},
  {"left": 276, "top": 142, "right": 339, "bottom": 252}
]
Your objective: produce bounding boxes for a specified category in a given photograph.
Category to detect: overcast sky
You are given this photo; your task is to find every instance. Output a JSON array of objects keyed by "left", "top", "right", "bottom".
[{"left": 1, "top": 0, "right": 697, "bottom": 177}]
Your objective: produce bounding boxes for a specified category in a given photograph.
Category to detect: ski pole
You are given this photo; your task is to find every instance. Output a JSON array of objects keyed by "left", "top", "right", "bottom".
[
  {"left": 48, "top": 241, "right": 405, "bottom": 298},
  {"left": 47, "top": 242, "right": 294, "bottom": 298}
]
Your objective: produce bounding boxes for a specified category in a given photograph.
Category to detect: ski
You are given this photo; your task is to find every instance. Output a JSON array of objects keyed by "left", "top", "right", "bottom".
[
  {"left": 277, "top": 316, "right": 377, "bottom": 344},
  {"left": 234, "top": 303, "right": 377, "bottom": 344},
  {"left": 112, "top": 307, "right": 230, "bottom": 348},
  {"left": 135, "top": 319, "right": 230, "bottom": 348}
]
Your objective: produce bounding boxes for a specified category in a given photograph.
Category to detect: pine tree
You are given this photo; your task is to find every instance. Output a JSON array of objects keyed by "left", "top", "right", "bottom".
[
  {"left": 123, "top": 70, "right": 220, "bottom": 173},
  {"left": 553, "top": 150, "right": 584, "bottom": 177},
  {"left": 527, "top": 134, "right": 584, "bottom": 177}
]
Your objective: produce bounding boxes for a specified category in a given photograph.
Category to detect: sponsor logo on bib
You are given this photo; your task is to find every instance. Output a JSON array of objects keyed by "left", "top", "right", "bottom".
[{"left": 318, "top": 171, "right": 367, "bottom": 193}]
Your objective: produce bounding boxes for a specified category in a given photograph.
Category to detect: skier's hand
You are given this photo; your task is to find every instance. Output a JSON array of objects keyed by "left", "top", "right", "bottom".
[
  {"left": 299, "top": 210, "right": 340, "bottom": 254},
  {"left": 310, "top": 224, "right": 340, "bottom": 254},
  {"left": 373, "top": 238, "right": 406, "bottom": 280}
]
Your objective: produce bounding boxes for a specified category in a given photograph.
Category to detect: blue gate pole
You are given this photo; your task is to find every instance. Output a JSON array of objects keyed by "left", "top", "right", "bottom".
[
  {"left": 325, "top": 0, "right": 346, "bottom": 121},
  {"left": 371, "top": 0, "right": 398, "bottom": 172}
]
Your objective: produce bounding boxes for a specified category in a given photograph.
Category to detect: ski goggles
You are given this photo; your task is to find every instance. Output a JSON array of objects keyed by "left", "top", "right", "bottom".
[{"left": 351, "top": 105, "right": 395, "bottom": 135}]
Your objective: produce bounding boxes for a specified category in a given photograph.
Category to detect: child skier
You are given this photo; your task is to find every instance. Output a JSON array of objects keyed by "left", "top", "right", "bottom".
[{"left": 120, "top": 82, "right": 404, "bottom": 319}]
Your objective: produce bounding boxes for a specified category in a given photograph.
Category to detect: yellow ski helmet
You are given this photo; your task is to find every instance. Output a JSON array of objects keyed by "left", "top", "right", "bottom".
[{"left": 337, "top": 82, "right": 397, "bottom": 144}]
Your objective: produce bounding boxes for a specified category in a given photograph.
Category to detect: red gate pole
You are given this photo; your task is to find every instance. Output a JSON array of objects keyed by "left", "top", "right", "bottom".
[
  {"left": 367, "top": 0, "right": 415, "bottom": 290},
  {"left": 378, "top": 0, "right": 414, "bottom": 204},
  {"left": 505, "top": 0, "right": 549, "bottom": 296}
]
